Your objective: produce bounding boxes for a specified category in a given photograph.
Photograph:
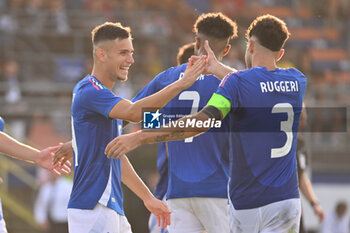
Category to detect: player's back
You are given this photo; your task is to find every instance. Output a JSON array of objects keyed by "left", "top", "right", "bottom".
[
  {"left": 134, "top": 64, "right": 229, "bottom": 199},
  {"left": 218, "top": 67, "right": 307, "bottom": 209}
]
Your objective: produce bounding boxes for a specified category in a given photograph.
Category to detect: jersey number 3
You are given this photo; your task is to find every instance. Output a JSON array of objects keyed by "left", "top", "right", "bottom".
[{"left": 271, "top": 103, "right": 294, "bottom": 158}]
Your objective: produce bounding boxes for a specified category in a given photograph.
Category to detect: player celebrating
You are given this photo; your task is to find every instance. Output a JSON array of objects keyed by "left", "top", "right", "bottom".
[
  {"left": 133, "top": 13, "right": 237, "bottom": 233},
  {"left": 67, "top": 22, "right": 206, "bottom": 233},
  {"left": 106, "top": 15, "right": 307, "bottom": 233},
  {"left": 0, "top": 117, "right": 70, "bottom": 233}
]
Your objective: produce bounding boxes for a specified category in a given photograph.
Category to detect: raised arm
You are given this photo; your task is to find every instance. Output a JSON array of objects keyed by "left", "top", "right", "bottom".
[
  {"left": 121, "top": 154, "right": 171, "bottom": 229},
  {"left": 109, "top": 56, "right": 207, "bottom": 122},
  {"left": 105, "top": 69, "right": 234, "bottom": 159},
  {"left": 188, "top": 40, "right": 236, "bottom": 80},
  {"left": 202, "top": 40, "right": 237, "bottom": 80}
]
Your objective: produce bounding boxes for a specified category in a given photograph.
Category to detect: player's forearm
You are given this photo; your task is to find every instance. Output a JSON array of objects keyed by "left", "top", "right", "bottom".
[
  {"left": 121, "top": 155, "right": 154, "bottom": 202},
  {"left": 212, "top": 62, "right": 236, "bottom": 80},
  {"left": 299, "top": 172, "right": 319, "bottom": 205},
  {"left": 130, "top": 80, "right": 187, "bottom": 122},
  {"left": 0, "top": 132, "right": 39, "bottom": 163},
  {"left": 140, "top": 127, "right": 201, "bottom": 144}
]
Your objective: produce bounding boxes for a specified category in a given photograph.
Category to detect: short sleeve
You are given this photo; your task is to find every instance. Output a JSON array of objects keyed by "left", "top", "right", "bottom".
[
  {"left": 80, "top": 86, "right": 123, "bottom": 119},
  {"left": 215, "top": 73, "right": 240, "bottom": 112}
]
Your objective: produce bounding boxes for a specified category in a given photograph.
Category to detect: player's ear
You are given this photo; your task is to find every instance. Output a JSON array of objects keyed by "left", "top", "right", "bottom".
[
  {"left": 195, "top": 36, "right": 201, "bottom": 54},
  {"left": 222, "top": 44, "right": 231, "bottom": 57},
  {"left": 95, "top": 47, "right": 106, "bottom": 62},
  {"left": 276, "top": 49, "right": 284, "bottom": 62},
  {"left": 248, "top": 40, "right": 254, "bottom": 54}
]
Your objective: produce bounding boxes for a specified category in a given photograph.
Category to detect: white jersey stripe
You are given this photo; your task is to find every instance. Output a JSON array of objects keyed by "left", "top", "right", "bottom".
[{"left": 98, "top": 166, "right": 112, "bottom": 206}]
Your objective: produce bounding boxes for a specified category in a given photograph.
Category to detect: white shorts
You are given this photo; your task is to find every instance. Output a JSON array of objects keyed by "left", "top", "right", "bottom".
[
  {"left": 149, "top": 213, "right": 169, "bottom": 233},
  {"left": 67, "top": 203, "right": 132, "bottom": 233},
  {"left": 228, "top": 198, "right": 301, "bottom": 233},
  {"left": 0, "top": 219, "right": 7, "bottom": 233},
  {"left": 167, "top": 197, "right": 229, "bottom": 233},
  {"left": 0, "top": 200, "right": 7, "bottom": 233}
]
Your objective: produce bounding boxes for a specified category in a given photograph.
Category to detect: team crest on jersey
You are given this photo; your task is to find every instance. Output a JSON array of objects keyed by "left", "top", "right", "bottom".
[{"left": 143, "top": 110, "right": 162, "bottom": 129}]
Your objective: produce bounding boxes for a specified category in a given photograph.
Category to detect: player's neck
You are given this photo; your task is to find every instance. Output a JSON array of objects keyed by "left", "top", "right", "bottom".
[
  {"left": 91, "top": 67, "right": 114, "bottom": 90},
  {"left": 252, "top": 54, "right": 277, "bottom": 71}
]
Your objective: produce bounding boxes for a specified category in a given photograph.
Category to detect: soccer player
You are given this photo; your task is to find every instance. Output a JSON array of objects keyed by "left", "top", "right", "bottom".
[
  {"left": 0, "top": 117, "right": 70, "bottom": 233},
  {"left": 66, "top": 22, "right": 206, "bottom": 233},
  {"left": 132, "top": 13, "right": 237, "bottom": 233},
  {"left": 106, "top": 14, "right": 307, "bottom": 233}
]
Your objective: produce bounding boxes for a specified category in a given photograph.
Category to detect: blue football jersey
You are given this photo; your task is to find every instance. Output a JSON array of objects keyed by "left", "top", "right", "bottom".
[
  {"left": 0, "top": 198, "right": 2, "bottom": 221},
  {"left": 215, "top": 67, "right": 307, "bottom": 209},
  {"left": 69, "top": 75, "right": 125, "bottom": 215},
  {"left": 134, "top": 64, "right": 229, "bottom": 199},
  {"left": 0, "top": 117, "right": 4, "bottom": 132}
]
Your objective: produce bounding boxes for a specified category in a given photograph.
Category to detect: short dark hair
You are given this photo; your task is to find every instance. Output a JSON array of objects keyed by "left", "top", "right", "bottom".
[
  {"left": 177, "top": 43, "right": 195, "bottom": 65},
  {"left": 246, "top": 14, "right": 290, "bottom": 51},
  {"left": 91, "top": 22, "right": 131, "bottom": 46},
  {"left": 193, "top": 12, "right": 237, "bottom": 40}
]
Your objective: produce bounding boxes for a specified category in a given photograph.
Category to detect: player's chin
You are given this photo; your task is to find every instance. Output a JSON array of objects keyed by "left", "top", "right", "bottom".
[{"left": 117, "top": 75, "right": 128, "bottom": 82}]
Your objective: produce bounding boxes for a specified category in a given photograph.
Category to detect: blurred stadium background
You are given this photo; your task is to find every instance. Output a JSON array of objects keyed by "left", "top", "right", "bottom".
[{"left": 0, "top": 0, "right": 349, "bottom": 232}]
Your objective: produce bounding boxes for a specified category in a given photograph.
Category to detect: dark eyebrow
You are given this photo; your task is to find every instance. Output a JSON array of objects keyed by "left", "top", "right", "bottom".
[{"left": 118, "top": 49, "right": 134, "bottom": 53}]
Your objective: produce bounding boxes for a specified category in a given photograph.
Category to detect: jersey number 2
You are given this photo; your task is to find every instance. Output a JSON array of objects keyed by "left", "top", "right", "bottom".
[
  {"left": 178, "top": 91, "right": 200, "bottom": 143},
  {"left": 271, "top": 103, "right": 294, "bottom": 158}
]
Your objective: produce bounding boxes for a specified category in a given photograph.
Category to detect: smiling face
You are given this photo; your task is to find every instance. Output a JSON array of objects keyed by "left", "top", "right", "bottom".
[{"left": 104, "top": 37, "right": 134, "bottom": 82}]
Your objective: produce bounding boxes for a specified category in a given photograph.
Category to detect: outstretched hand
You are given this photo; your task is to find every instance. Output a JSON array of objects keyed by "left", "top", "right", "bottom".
[
  {"left": 189, "top": 40, "right": 235, "bottom": 79},
  {"left": 105, "top": 132, "right": 141, "bottom": 159},
  {"left": 144, "top": 197, "right": 171, "bottom": 229},
  {"left": 189, "top": 40, "right": 218, "bottom": 75},
  {"left": 203, "top": 40, "right": 220, "bottom": 74},
  {"left": 53, "top": 141, "right": 73, "bottom": 167},
  {"left": 36, "top": 144, "right": 71, "bottom": 176},
  {"left": 180, "top": 55, "right": 207, "bottom": 89}
]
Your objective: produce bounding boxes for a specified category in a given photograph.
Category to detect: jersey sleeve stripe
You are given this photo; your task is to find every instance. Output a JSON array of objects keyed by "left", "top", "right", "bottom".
[
  {"left": 220, "top": 72, "right": 233, "bottom": 87},
  {"left": 220, "top": 73, "right": 231, "bottom": 87},
  {"left": 89, "top": 78, "right": 100, "bottom": 91},
  {"left": 220, "top": 69, "right": 247, "bottom": 87}
]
